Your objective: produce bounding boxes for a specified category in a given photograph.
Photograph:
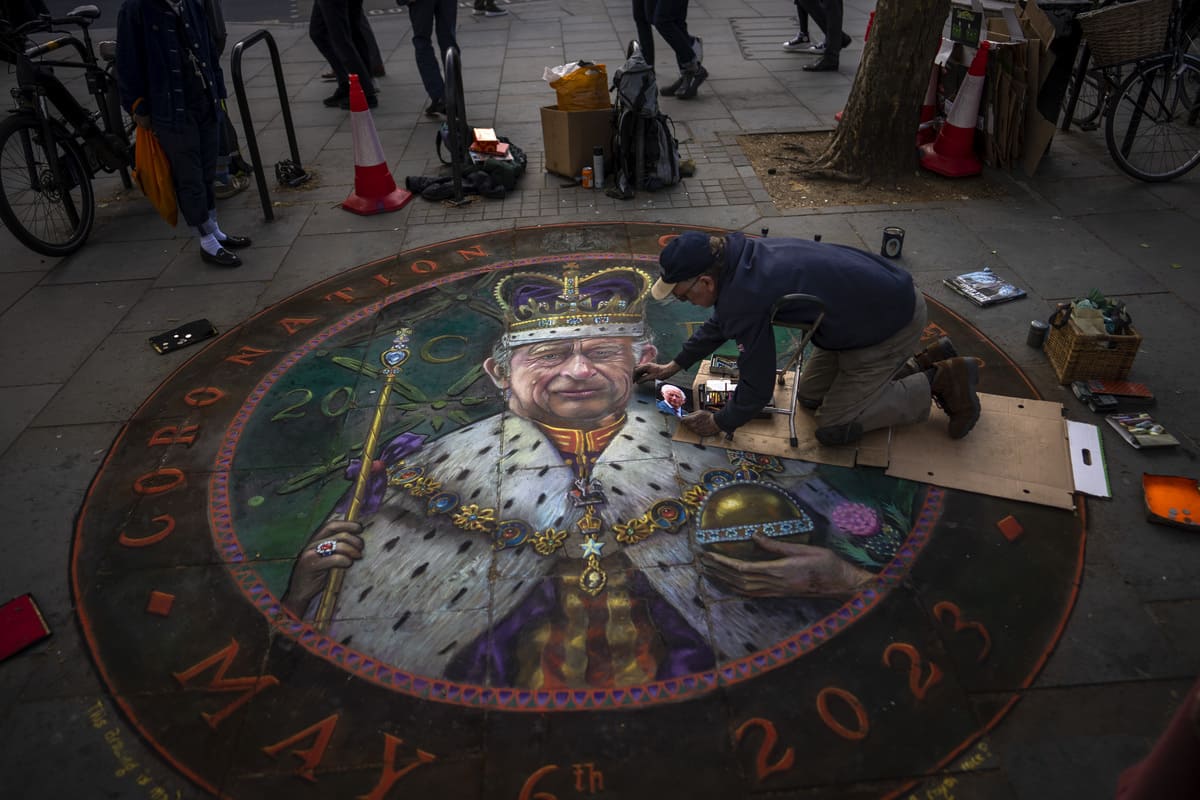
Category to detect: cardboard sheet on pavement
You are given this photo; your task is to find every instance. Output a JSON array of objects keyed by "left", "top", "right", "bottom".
[
  {"left": 673, "top": 388, "right": 1080, "bottom": 510},
  {"left": 888, "top": 393, "right": 1075, "bottom": 510}
]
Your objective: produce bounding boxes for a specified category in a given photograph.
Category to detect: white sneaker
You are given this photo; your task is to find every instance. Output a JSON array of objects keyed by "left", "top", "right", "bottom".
[{"left": 782, "top": 32, "right": 811, "bottom": 52}]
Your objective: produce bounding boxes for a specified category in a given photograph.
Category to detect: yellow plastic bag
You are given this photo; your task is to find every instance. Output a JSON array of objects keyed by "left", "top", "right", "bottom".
[
  {"left": 549, "top": 63, "right": 609, "bottom": 111},
  {"left": 133, "top": 126, "right": 178, "bottom": 226}
]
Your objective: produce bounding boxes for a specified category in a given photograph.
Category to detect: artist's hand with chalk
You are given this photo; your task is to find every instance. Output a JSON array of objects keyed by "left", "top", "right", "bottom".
[
  {"left": 699, "top": 533, "right": 873, "bottom": 597},
  {"left": 281, "top": 520, "right": 364, "bottom": 615},
  {"left": 633, "top": 361, "right": 681, "bottom": 383}
]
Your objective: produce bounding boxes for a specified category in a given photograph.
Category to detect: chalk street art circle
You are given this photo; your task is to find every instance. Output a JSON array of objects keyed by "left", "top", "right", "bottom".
[{"left": 73, "top": 223, "right": 1084, "bottom": 799}]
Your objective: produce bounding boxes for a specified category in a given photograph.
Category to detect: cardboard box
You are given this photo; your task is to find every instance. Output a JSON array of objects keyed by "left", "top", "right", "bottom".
[{"left": 540, "top": 105, "right": 612, "bottom": 178}]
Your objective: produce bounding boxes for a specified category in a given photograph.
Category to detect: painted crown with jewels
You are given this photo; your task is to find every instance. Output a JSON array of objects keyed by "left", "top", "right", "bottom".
[{"left": 494, "top": 263, "right": 652, "bottom": 346}]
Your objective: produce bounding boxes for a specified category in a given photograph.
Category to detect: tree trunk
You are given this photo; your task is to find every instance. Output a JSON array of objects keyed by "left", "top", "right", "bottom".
[{"left": 803, "top": 0, "right": 951, "bottom": 183}]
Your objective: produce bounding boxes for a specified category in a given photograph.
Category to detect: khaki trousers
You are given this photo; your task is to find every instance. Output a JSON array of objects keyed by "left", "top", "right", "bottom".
[{"left": 796, "top": 289, "right": 931, "bottom": 433}]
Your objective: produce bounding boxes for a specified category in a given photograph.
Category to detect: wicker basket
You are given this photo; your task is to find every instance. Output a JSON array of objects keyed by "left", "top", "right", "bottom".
[
  {"left": 1044, "top": 317, "right": 1141, "bottom": 384},
  {"left": 1077, "top": 0, "right": 1173, "bottom": 67}
]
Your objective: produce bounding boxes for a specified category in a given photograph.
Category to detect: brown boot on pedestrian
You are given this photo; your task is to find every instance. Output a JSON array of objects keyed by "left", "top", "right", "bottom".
[
  {"left": 931, "top": 356, "right": 981, "bottom": 439},
  {"left": 896, "top": 336, "right": 958, "bottom": 379}
]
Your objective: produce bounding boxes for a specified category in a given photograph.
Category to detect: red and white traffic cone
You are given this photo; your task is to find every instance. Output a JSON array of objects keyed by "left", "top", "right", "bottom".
[
  {"left": 919, "top": 42, "right": 989, "bottom": 177},
  {"left": 342, "top": 74, "right": 412, "bottom": 215}
]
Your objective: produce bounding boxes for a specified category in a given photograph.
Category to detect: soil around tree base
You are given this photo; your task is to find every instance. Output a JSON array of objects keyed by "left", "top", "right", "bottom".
[{"left": 738, "top": 131, "right": 1009, "bottom": 210}]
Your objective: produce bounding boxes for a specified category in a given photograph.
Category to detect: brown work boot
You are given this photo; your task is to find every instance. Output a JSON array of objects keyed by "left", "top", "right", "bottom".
[
  {"left": 896, "top": 336, "right": 958, "bottom": 379},
  {"left": 931, "top": 356, "right": 981, "bottom": 439}
]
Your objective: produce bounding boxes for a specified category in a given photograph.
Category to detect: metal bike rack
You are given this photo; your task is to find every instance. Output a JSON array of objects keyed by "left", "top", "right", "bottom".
[
  {"left": 230, "top": 30, "right": 304, "bottom": 222},
  {"left": 443, "top": 46, "right": 471, "bottom": 205}
]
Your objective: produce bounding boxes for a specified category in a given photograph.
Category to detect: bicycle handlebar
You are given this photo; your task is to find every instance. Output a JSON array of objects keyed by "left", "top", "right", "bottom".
[{"left": 23, "top": 36, "right": 88, "bottom": 62}]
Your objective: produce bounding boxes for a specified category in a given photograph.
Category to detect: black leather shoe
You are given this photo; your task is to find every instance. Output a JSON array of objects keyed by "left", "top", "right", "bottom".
[
  {"left": 425, "top": 97, "right": 446, "bottom": 116},
  {"left": 219, "top": 234, "right": 252, "bottom": 249},
  {"left": 660, "top": 75, "right": 684, "bottom": 96},
  {"left": 201, "top": 246, "right": 242, "bottom": 268},
  {"left": 841, "top": 33, "right": 852, "bottom": 48},
  {"left": 803, "top": 57, "right": 839, "bottom": 72},
  {"left": 323, "top": 88, "right": 349, "bottom": 107}
]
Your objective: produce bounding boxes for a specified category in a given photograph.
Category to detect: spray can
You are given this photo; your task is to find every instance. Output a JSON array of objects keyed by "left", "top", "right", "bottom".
[
  {"left": 592, "top": 145, "right": 605, "bottom": 189},
  {"left": 581, "top": 166, "right": 593, "bottom": 188}
]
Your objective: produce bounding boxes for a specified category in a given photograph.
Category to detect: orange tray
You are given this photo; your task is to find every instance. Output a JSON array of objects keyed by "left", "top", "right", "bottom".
[{"left": 1142, "top": 474, "right": 1200, "bottom": 531}]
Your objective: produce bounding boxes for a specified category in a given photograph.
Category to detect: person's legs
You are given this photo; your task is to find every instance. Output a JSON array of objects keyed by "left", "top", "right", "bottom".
[
  {"left": 653, "top": 0, "right": 707, "bottom": 98},
  {"left": 809, "top": 291, "right": 931, "bottom": 440},
  {"left": 157, "top": 127, "right": 205, "bottom": 228},
  {"left": 651, "top": 0, "right": 695, "bottom": 69},
  {"left": 316, "top": 0, "right": 376, "bottom": 97},
  {"left": 783, "top": 0, "right": 811, "bottom": 49},
  {"left": 198, "top": 113, "right": 219, "bottom": 216},
  {"left": 310, "top": 3, "right": 343, "bottom": 89},
  {"left": 355, "top": 2, "right": 386, "bottom": 76},
  {"left": 157, "top": 113, "right": 242, "bottom": 265},
  {"left": 632, "top": 0, "right": 656, "bottom": 66},
  {"left": 797, "top": 0, "right": 828, "bottom": 38},
  {"left": 820, "top": 0, "right": 844, "bottom": 58},
  {"left": 409, "top": 0, "right": 444, "bottom": 104},
  {"left": 802, "top": 0, "right": 848, "bottom": 70},
  {"left": 433, "top": 0, "right": 459, "bottom": 65},
  {"left": 795, "top": 346, "right": 838, "bottom": 407}
]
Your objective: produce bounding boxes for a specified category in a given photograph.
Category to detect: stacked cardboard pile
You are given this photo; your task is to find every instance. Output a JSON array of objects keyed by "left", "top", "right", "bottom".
[{"left": 943, "top": 0, "right": 1078, "bottom": 174}]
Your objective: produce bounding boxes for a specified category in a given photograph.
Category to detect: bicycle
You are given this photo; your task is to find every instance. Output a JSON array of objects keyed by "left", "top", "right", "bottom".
[
  {"left": 1077, "top": 0, "right": 1200, "bottom": 181},
  {"left": 1063, "top": 0, "right": 1198, "bottom": 131},
  {"left": 0, "top": 5, "right": 134, "bottom": 256}
]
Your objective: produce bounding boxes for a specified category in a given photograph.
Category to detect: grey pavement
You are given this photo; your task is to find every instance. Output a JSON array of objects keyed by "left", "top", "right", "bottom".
[{"left": 1, "top": 1, "right": 1199, "bottom": 798}]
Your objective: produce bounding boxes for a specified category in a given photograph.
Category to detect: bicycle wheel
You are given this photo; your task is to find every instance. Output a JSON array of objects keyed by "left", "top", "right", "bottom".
[
  {"left": 1104, "top": 55, "right": 1200, "bottom": 181},
  {"left": 1069, "top": 70, "right": 1106, "bottom": 128},
  {"left": 0, "top": 114, "right": 95, "bottom": 256}
]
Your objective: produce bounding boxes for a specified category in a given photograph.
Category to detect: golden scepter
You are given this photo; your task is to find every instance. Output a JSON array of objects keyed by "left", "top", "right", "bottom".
[{"left": 313, "top": 327, "right": 413, "bottom": 632}]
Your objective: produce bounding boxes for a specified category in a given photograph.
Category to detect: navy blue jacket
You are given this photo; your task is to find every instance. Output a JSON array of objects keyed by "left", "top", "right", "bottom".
[
  {"left": 671, "top": 233, "right": 917, "bottom": 432},
  {"left": 116, "top": 0, "right": 225, "bottom": 131}
]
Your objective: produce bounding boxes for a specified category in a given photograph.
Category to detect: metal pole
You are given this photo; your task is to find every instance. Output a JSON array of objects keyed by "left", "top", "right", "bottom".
[
  {"left": 444, "top": 46, "right": 469, "bottom": 204},
  {"left": 230, "top": 30, "right": 304, "bottom": 222}
]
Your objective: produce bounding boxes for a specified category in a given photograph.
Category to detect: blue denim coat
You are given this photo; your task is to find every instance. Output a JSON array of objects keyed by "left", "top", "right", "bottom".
[{"left": 116, "top": 0, "right": 225, "bottom": 131}]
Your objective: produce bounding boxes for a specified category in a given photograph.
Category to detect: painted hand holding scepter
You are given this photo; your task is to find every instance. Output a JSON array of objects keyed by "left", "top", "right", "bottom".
[{"left": 280, "top": 329, "right": 418, "bottom": 627}]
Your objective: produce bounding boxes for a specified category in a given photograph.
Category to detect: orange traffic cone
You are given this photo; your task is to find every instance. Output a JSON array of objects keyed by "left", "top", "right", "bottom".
[
  {"left": 919, "top": 42, "right": 989, "bottom": 177},
  {"left": 342, "top": 74, "right": 412, "bottom": 215}
]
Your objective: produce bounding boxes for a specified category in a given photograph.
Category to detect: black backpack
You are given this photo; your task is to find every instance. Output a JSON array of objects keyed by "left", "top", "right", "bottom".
[{"left": 607, "top": 46, "right": 681, "bottom": 199}]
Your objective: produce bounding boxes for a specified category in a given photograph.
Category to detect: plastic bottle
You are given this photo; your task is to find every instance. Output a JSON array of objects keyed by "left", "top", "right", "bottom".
[{"left": 592, "top": 146, "right": 605, "bottom": 189}]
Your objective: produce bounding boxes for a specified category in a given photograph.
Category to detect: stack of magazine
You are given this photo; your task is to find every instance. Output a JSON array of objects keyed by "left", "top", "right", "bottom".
[{"left": 944, "top": 268, "right": 1026, "bottom": 307}]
